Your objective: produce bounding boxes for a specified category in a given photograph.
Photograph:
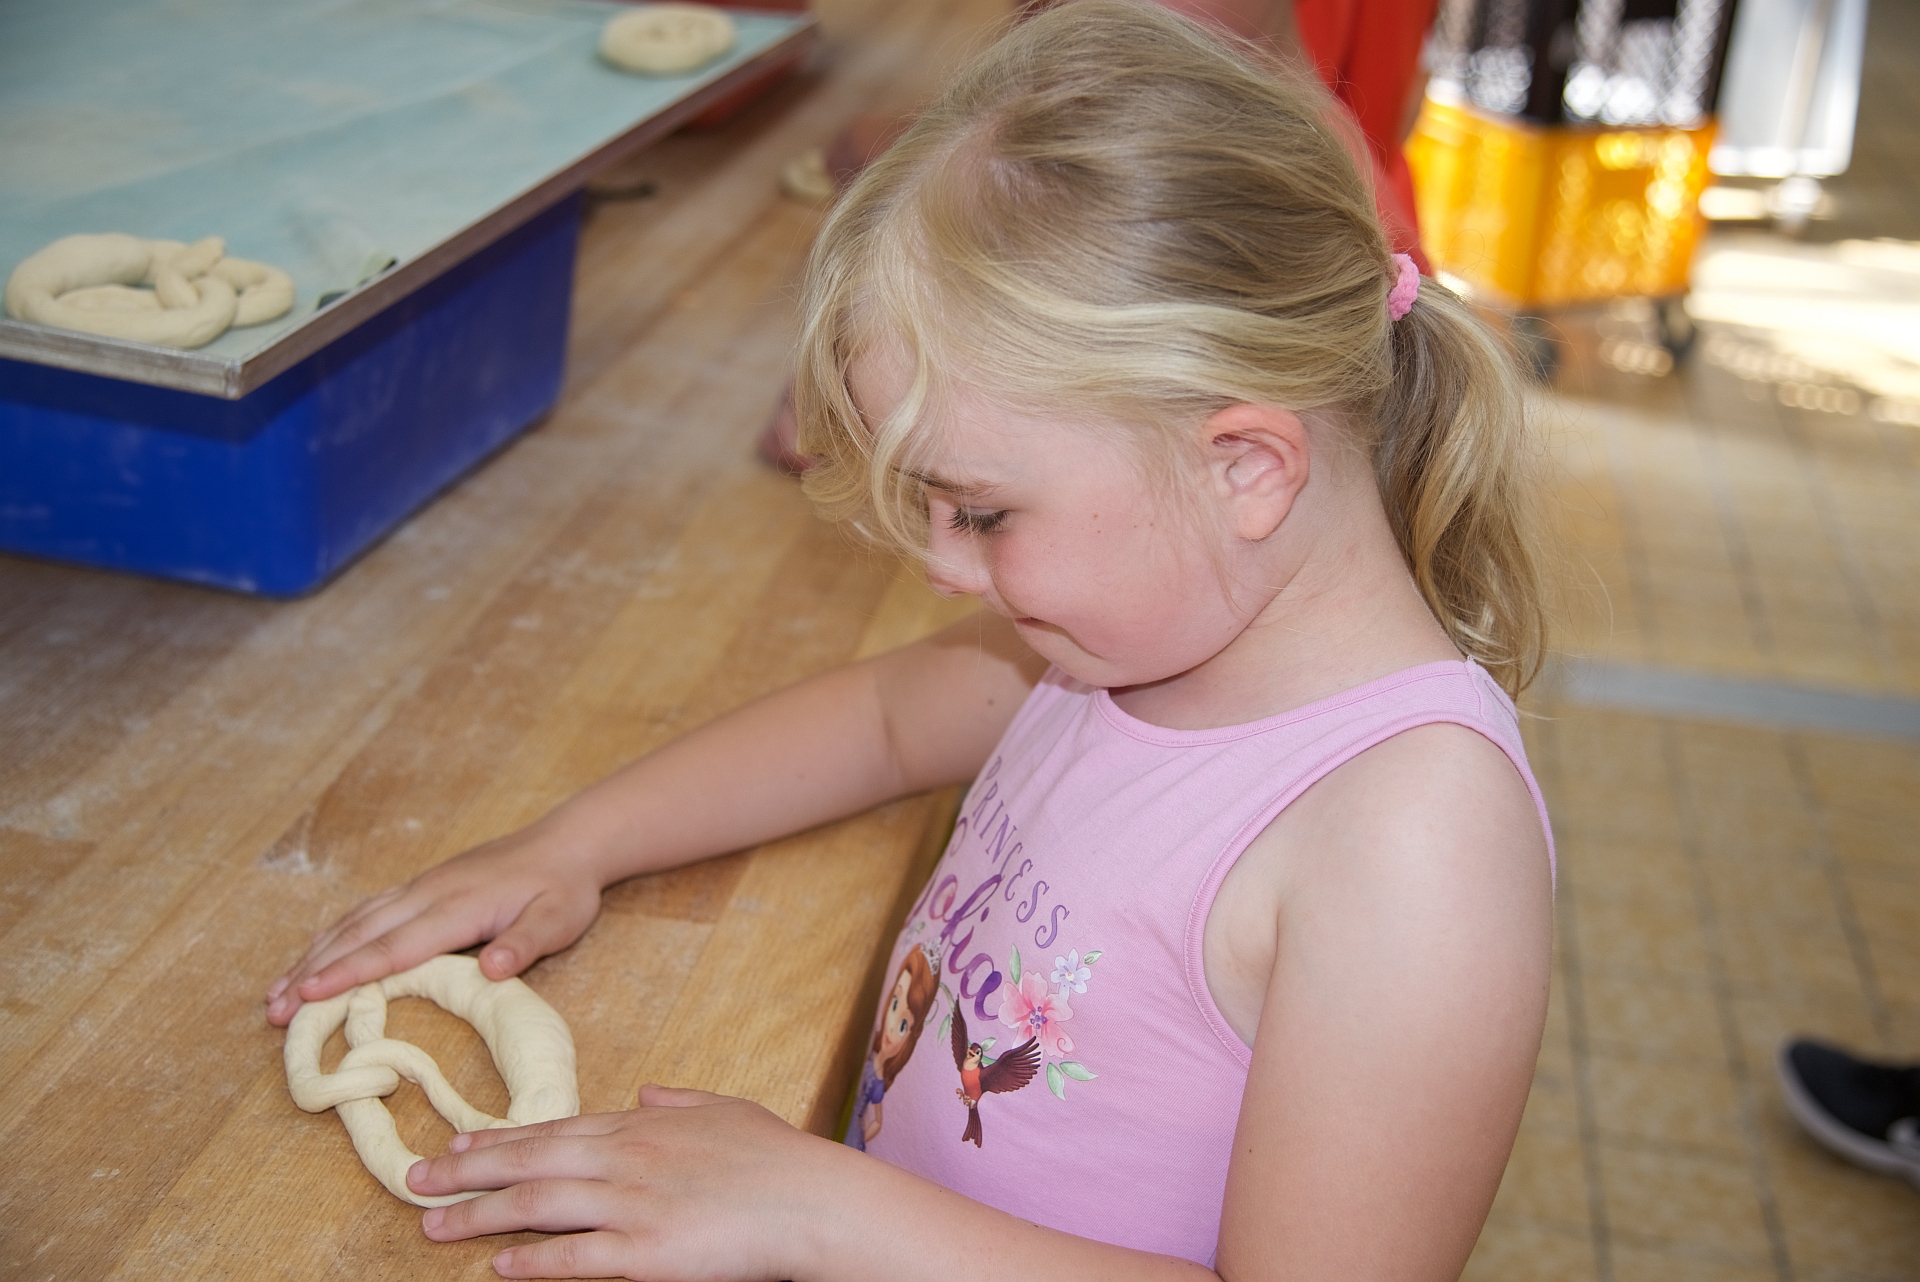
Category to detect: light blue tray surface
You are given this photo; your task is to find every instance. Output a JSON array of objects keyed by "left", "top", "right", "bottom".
[{"left": 0, "top": 0, "right": 807, "bottom": 369}]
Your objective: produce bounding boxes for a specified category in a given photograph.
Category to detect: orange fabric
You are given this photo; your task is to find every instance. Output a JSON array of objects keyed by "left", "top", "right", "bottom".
[{"left": 1295, "top": 0, "right": 1438, "bottom": 268}]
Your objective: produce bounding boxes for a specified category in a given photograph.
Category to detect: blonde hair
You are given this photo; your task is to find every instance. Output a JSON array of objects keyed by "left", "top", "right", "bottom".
[{"left": 795, "top": 0, "right": 1547, "bottom": 694}]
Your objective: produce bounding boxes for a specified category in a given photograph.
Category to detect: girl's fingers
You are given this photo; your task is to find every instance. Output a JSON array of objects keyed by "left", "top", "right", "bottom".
[
  {"left": 636, "top": 1083, "right": 724, "bottom": 1108},
  {"left": 267, "top": 886, "right": 399, "bottom": 998},
  {"left": 419, "top": 1178, "right": 625, "bottom": 1242},
  {"left": 296, "top": 884, "right": 409, "bottom": 971},
  {"left": 269, "top": 923, "right": 443, "bottom": 1026},
  {"left": 478, "top": 891, "right": 586, "bottom": 981},
  {"left": 266, "top": 892, "right": 421, "bottom": 1025},
  {"left": 296, "top": 900, "right": 487, "bottom": 1002},
  {"left": 491, "top": 1229, "right": 637, "bottom": 1280},
  {"left": 407, "top": 1132, "right": 613, "bottom": 1198},
  {"left": 444, "top": 1113, "right": 629, "bottom": 1155}
]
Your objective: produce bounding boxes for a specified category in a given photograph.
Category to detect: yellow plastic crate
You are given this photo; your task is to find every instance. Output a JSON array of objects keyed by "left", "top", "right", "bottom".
[{"left": 1406, "top": 96, "right": 1715, "bottom": 309}]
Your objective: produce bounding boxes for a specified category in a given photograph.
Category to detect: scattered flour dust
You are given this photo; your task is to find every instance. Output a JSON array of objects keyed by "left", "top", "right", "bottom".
[{"left": 258, "top": 845, "right": 316, "bottom": 875}]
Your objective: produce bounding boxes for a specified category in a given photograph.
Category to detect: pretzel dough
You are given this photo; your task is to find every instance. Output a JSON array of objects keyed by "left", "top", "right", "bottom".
[
  {"left": 284, "top": 954, "right": 579, "bottom": 1207},
  {"left": 4, "top": 234, "right": 295, "bottom": 349},
  {"left": 599, "top": 3, "right": 736, "bottom": 75},
  {"left": 780, "top": 148, "right": 836, "bottom": 205}
]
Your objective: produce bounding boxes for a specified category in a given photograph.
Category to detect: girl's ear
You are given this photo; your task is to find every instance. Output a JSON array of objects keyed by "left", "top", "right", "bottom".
[{"left": 1202, "top": 402, "right": 1310, "bottom": 541}]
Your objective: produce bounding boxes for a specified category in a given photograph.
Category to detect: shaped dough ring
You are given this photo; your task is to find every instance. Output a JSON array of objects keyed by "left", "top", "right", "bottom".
[
  {"left": 599, "top": 3, "right": 736, "bottom": 74},
  {"left": 4, "top": 233, "right": 295, "bottom": 349},
  {"left": 284, "top": 954, "right": 579, "bottom": 1207}
]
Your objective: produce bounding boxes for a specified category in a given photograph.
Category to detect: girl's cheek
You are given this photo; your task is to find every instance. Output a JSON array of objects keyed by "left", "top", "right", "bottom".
[{"left": 987, "top": 536, "right": 1044, "bottom": 596}]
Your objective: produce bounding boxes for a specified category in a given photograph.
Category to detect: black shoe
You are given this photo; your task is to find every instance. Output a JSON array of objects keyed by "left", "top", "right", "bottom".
[{"left": 1777, "top": 1038, "right": 1920, "bottom": 1187}]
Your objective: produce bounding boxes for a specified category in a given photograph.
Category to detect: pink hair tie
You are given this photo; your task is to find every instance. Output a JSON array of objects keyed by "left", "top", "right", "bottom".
[{"left": 1386, "top": 252, "right": 1420, "bottom": 321}]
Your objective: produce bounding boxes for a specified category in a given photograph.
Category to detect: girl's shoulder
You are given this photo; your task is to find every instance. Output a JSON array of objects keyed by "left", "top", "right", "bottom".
[
  {"left": 1259, "top": 658, "right": 1553, "bottom": 883},
  {"left": 1292, "top": 717, "right": 1550, "bottom": 882},
  {"left": 1203, "top": 675, "right": 1553, "bottom": 1046},
  {"left": 1258, "top": 667, "right": 1553, "bottom": 927}
]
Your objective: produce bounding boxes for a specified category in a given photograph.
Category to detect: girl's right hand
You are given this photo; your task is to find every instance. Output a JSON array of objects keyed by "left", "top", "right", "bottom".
[
  {"left": 263, "top": 616, "right": 1040, "bottom": 1029},
  {"left": 263, "top": 819, "right": 603, "bottom": 1027}
]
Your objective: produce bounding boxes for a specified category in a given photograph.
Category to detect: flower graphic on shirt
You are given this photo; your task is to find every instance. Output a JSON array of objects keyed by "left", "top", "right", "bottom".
[
  {"left": 1051, "top": 949, "right": 1092, "bottom": 995},
  {"left": 997, "top": 972, "right": 1074, "bottom": 1059},
  {"left": 995, "top": 944, "right": 1103, "bottom": 1100}
]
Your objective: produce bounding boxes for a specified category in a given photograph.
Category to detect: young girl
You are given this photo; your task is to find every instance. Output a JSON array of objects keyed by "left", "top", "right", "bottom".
[{"left": 267, "top": 4, "right": 1554, "bottom": 1278}]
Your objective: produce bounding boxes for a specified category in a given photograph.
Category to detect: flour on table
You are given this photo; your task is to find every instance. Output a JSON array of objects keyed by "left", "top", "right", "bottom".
[
  {"left": 284, "top": 954, "right": 579, "bottom": 1207},
  {"left": 599, "top": 3, "right": 736, "bottom": 75}
]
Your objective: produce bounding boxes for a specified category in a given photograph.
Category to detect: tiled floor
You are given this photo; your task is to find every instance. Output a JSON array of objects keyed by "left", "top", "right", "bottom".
[
  {"left": 1545, "top": 318, "right": 1920, "bottom": 694},
  {"left": 1465, "top": 24, "right": 1920, "bottom": 1269},
  {"left": 1492, "top": 707, "right": 1920, "bottom": 1280}
]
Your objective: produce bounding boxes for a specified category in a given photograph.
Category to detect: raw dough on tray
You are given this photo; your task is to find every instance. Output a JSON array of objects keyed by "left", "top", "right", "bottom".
[
  {"left": 599, "top": 3, "right": 736, "bottom": 75},
  {"left": 4, "top": 233, "right": 294, "bottom": 350}
]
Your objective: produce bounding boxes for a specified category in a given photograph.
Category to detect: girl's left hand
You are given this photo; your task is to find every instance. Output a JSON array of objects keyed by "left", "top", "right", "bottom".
[{"left": 408, "top": 1085, "right": 842, "bottom": 1280}]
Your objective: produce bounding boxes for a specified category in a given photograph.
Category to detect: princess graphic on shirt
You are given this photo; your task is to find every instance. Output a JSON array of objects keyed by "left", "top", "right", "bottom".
[{"left": 848, "top": 945, "right": 938, "bottom": 1150}]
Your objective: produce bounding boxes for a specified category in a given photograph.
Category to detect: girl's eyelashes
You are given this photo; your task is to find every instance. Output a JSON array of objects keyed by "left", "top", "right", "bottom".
[{"left": 946, "top": 507, "right": 1009, "bottom": 536}]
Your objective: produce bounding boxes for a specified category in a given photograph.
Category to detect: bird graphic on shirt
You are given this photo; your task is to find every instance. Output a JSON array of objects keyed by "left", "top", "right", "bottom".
[{"left": 950, "top": 1003, "right": 1040, "bottom": 1148}]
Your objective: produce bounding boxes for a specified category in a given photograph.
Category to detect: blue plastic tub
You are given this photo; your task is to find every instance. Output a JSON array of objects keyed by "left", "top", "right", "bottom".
[{"left": 0, "top": 194, "right": 581, "bottom": 596}]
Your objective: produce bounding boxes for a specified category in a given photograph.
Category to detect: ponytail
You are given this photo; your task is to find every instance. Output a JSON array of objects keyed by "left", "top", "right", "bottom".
[{"left": 1374, "top": 280, "right": 1548, "bottom": 697}]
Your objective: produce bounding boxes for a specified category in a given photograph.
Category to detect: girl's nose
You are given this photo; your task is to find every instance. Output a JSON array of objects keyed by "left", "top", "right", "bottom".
[
  {"left": 925, "top": 562, "right": 975, "bottom": 598},
  {"left": 925, "top": 520, "right": 991, "bottom": 599},
  {"left": 925, "top": 551, "right": 990, "bottom": 598}
]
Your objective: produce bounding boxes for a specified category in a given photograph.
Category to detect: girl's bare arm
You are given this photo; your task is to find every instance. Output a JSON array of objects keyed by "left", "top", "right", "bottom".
[
  {"left": 267, "top": 612, "right": 1042, "bottom": 1025},
  {"left": 402, "top": 722, "right": 1549, "bottom": 1282},
  {"left": 1216, "top": 723, "right": 1554, "bottom": 1279}
]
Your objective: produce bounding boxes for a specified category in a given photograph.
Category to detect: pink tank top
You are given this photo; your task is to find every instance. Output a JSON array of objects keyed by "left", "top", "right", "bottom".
[{"left": 849, "top": 660, "right": 1553, "bottom": 1265}]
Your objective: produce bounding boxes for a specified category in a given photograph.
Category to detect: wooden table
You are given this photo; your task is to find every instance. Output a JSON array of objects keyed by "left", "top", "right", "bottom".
[{"left": 0, "top": 0, "right": 1002, "bottom": 1271}]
